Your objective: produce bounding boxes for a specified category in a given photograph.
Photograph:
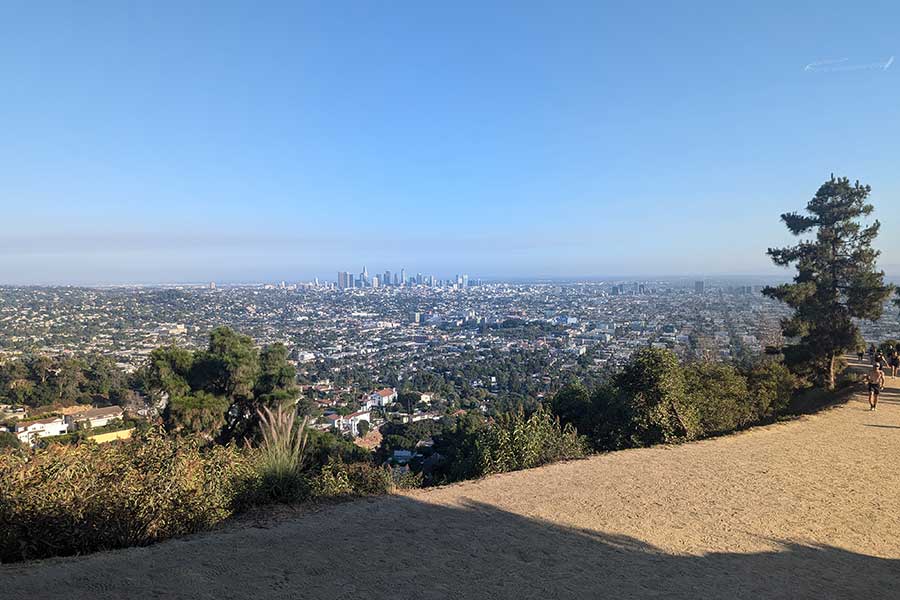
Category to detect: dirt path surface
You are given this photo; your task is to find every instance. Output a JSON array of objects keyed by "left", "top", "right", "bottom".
[{"left": 4, "top": 369, "right": 900, "bottom": 599}]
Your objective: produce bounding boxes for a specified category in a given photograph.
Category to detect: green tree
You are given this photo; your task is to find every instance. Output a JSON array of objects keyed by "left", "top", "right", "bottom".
[
  {"left": 683, "top": 362, "right": 751, "bottom": 436},
  {"left": 550, "top": 381, "right": 594, "bottom": 435},
  {"left": 191, "top": 327, "right": 260, "bottom": 440},
  {"left": 607, "top": 348, "right": 699, "bottom": 447},
  {"left": 397, "top": 392, "right": 420, "bottom": 414},
  {"left": 255, "top": 343, "right": 296, "bottom": 398},
  {"left": 764, "top": 176, "right": 893, "bottom": 389},
  {"left": 356, "top": 419, "right": 370, "bottom": 437},
  {"left": 162, "top": 391, "right": 230, "bottom": 440},
  {"left": 744, "top": 359, "right": 795, "bottom": 418},
  {"left": 146, "top": 345, "right": 194, "bottom": 398},
  {"left": 0, "top": 431, "right": 21, "bottom": 449}
]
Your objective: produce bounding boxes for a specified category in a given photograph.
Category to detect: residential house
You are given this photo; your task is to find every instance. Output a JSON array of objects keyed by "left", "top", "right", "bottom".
[
  {"left": 15, "top": 416, "right": 68, "bottom": 445},
  {"left": 324, "top": 410, "right": 371, "bottom": 436},
  {"left": 65, "top": 406, "right": 124, "bottom": 430},
  {"left": 367, "top": 388, "right": 397, "bottom": 409}
]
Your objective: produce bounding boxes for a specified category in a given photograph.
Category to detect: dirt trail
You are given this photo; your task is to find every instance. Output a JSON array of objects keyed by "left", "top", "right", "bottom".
[{"left": 4, "top": 366, "right": 900, "bottom": 599}]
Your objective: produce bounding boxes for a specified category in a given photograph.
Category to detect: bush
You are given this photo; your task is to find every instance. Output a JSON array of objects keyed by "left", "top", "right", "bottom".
[
  {"left": 163, "top": 391, "right": 230, "bottom": 440},
  {"left": 393, "top": 469, "right": 424, "bottom": 490},
  {"left": 609, "top": 348, "right": 700, "bottom": 447},
  {"left": 0, "top": 431, "right": 21, "bottom": 449},
  {"left": 308, "top": 458, "right": 354, "bottom": 497},
  {"left": 683, "top": 362, "right": 752, "bottom": 436},
  {"left": 0, "top": 428, "right": 255, "bottom": 563},
  {"left": 308, "top": 458, "right": 393, "bottom": 499},
  {"left": 550, "top": 381, "right": 594, "bottom": 436},
  {"left": 476, "top": 405, "right": 587, "bottom": 477},
  {"left": 554, "top": 351, "right": 800, "bottom": 451},
  {"left": 745, "top": 359, "right": 796, "bottom": 419}
]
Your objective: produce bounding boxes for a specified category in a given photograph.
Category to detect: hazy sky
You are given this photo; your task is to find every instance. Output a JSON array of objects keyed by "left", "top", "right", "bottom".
[{"left": 1, "top": 1, "right": 898, "bottom": 284}]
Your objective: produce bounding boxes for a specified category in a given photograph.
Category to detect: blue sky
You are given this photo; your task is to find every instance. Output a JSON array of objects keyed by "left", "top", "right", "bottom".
[{"left": 1, "top": 1, "right": 898, "bottom": 284}]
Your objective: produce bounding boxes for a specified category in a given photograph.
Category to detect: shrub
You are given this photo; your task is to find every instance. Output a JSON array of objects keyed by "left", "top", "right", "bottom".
[
  {"left": 305, "top": 427, "right": 372, "bottom": 465},
  {"left": 0, "top": 431, "right": 21, "bottom": 449},
  {"left": 308, "top": 459, "right": 393, "bottom": 499},
  {"left": 745, "top": 359, "right": 796, "bottom": 418},
  {"left": 550, "top": 381, "right": 594, "bottom": 435},
  {"left": 683, "top": 362, "right": 752, "bottom": 436},
  {"left": 476, "top": 405, "right": 587, "bottom": 477},
  {"left": 163, "top": 391, "right": 230, "bottom": 440},
  {"left": 308, "top": 458, "right": 354, "bottom": 497},
  {"left": 0, "top": 428, "right": 255, "bottom": 563},
  {"left": 430, "top": 412, "right": 486, "bottom": 483},
  {"left": 344, "top": 462, "right": 394, "bottom": 495},
  {"left": 609, "top": 348, "right": 700, "bottom": 447},
  {"left": 393, "top": 469, "right": 424, "bottom": 490}
]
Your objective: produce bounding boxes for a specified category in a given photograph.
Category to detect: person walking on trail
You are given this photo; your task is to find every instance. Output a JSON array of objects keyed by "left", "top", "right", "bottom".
[
  {"left": 866, "top": 362, "right": 885, "bottom": 411},
  {"left": 890, "top": 349, "right": 900, "bottom": 378}
]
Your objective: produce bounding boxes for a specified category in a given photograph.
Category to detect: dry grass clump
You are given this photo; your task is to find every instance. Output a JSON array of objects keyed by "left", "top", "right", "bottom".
[{"left": 254, "top": 405, "right": 310, "bottom": 502}]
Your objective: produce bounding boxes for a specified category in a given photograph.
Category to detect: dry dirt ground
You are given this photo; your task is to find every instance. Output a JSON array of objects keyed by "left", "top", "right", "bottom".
[{"left": 4, "top": 367, "right": 900, "bottom": 599}]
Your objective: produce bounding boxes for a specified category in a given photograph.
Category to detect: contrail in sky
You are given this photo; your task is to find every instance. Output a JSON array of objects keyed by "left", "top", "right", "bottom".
[{"left": 804, "top": 56, "right": 894, "bottom": 72}]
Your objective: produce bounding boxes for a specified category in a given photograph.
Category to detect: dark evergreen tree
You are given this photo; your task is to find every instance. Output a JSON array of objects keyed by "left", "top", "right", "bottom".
[{"left": 764, "top": 176, "right": 893, "bottom": 388}]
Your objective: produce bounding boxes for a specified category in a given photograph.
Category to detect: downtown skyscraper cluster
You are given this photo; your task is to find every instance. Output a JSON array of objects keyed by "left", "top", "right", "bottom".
[{"left": 337, "top": 267, "right": 469, "bottom": 290}]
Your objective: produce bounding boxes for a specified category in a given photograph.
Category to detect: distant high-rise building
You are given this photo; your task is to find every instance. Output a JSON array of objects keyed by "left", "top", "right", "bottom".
[
  {"left": 372, "top": 275, "right": 380, "bottom": 288},
  {"left": 416, "top": 273, "right": 423, "bottom": 285},
  {"left": 338, "top": 271, "right": 356, "bottom": 290},
  {"left": 400, "top": 268, "right": 406, "bottom": 286},
  {"left": 209, "top": 282, "right": 216, "bottom": 290},
  {"left": 695, "top": 280, "right": 705, "bottom": 294},
  {"left": 383, "top": 270, "right": 391, "bottom": 286},
  {"left": 393, "top": 272, "right": 400, "bottom": 285},
  {"left": 462, "top": 274, "right": 469, "bottom": 287}
]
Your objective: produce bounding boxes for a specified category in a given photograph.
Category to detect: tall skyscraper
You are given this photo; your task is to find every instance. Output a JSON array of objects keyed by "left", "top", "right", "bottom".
[
  {"left": 383, "top": 270, "right": 391, "bottom": 286},
  {"left": 400, "top": 268, "right": 406, "bottom": 286},
  {"left": 694, "top": 280, "right": 705, "bottom": 294}
]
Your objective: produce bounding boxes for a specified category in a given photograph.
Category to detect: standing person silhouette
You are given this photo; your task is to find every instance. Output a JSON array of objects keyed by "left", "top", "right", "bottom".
[
  {"left": 866, "top": 362, "right": 885, "bottom": 411},
  {"left": 891, "top": 349, "right": 900, "bottom": 378}
]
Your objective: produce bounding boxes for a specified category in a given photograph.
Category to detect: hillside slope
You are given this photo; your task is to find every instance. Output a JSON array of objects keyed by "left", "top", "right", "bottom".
[{"left": 4, "top": 375, "right": 900, "bottom": 599}]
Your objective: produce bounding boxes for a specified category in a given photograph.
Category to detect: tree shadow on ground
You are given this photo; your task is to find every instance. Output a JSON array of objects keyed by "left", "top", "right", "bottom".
[{"left": 2, "top": 495, "right": 897, "bottom": 600}]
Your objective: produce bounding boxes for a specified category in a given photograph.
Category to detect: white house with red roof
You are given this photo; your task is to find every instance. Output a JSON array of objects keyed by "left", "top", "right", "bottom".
[
  {"left": 366, "top": 388, "right": 397, "bottom": 409},
  {"left": 324, "top": 410, "right": 371, "bottom": 436}
]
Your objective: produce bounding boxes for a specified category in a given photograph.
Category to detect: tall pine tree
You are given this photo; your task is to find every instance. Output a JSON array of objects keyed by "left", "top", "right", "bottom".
[{"left": 764, "top": 176, "right": 893, "bottom": 389}]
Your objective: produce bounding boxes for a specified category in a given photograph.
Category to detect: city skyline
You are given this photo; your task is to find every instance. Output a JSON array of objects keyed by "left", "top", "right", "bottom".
[{"left": 2, "top": 2, "right": 899, "bottom": 284}]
